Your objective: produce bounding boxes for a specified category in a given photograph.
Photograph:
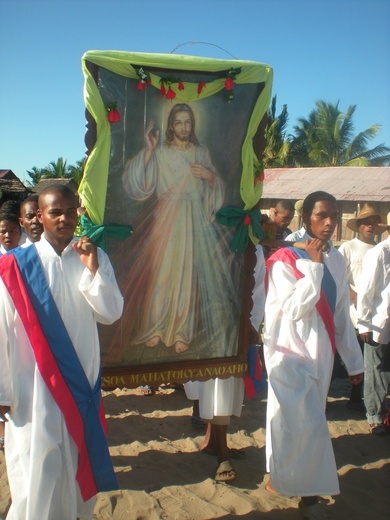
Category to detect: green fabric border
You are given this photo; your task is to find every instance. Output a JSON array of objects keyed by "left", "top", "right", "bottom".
[{"left": 79, "top": 50, "right": 273, "bottom": 226}]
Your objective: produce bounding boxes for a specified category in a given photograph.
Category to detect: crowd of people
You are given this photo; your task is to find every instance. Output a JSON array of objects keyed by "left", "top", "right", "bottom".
[{"left": 0, "top": 188, "right": 389, "bottom": 520}]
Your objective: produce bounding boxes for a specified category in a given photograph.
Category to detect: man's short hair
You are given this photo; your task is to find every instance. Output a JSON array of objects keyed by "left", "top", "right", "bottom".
[
  {"left": 0, "top": 211, "right": 21, "bottom": 229},
  {"left": 275, "top": 200, "right": 295, "bottom": 213},
  {"left": 302, "top": 191, "right": 337, "bottom": 216},
  {"left": 20, "top": 194, "right": 39, "bottom": 212},
  {"left": 38, "top": 185, "right": 78, "bottom": 208},
  {"left": 0, "top": 200, "right": 21, "bottom": 215}
]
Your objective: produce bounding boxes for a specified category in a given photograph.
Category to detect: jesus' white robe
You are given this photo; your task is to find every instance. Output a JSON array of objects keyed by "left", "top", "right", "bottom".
[
  {"left": 263, "top": 244, "right": 364, "bottom": 497},
  {"left": 0, "top": 236, "right": 123, "bottom": 520},
  {"left": 106, "top": 141, "right": 243, "bottom": 365}
]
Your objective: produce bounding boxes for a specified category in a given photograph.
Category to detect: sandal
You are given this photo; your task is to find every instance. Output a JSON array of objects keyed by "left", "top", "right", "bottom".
[
  {"left": 370, "top": 423, "right": 387, "bottom": 435},
  {"left": 138, "top": 385, "right": 154, "bottom": 396},
  {"left": 215, "top": 460, "right": 237, "bottom": 482}
]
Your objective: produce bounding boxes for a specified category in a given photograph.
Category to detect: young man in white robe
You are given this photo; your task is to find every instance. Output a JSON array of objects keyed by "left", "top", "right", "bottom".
[
  {"left": 0, "top": 212, "right": 22, "bottom": 452},
  {"left": 0, "top": 185, "right": 123, "bottom": 520},
  {"left": 264, "top": 191, "right": 364, "bottom": 519},
  {"left": 184, "top": 244, "right": 266, "bottom": 482},
  {"left": 19, "top": 194, "right": 43, "bottom": 247},
  {"left": 338, "top": 203, "right": 382, "bottom": 410}
]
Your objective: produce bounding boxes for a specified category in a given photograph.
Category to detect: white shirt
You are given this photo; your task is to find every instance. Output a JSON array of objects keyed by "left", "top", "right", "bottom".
[
  {"left": 284, "top": 226, "right": 306, "bottom": 242},
  {"left": 21, "top": 237, "right": 35, "bottom": 248},
  {"left": 357, "top": 236, "right": 390, "bottom": 344},
  {"left": 338, "top": 237, "right": 376, "bottom": 328}
]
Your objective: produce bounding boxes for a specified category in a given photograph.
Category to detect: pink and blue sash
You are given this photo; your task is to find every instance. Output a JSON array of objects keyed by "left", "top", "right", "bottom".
[
  {"left": 0, "top": 245, "right": 118, "bottom": 501},
  {"left": 267, "top": 247, "right": 337, "bottom": 353}
]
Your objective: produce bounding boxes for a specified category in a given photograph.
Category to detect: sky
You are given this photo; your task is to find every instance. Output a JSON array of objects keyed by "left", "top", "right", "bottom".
[{"left": 1, "top": 0, "right": 389, "bottom": 183}]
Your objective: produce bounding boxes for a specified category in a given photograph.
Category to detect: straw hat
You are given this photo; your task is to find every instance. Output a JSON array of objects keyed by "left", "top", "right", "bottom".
[
  {"left": 294, "top": 199, "right": 304, "bottom": 216},
  {"left": 347, "top": 203, "right": 382, "bottom": 232}
]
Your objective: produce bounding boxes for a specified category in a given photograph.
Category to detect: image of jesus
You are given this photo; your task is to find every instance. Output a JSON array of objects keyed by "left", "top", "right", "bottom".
[{"left": 105, "top": 103, "right": 240, "bottom": 363}]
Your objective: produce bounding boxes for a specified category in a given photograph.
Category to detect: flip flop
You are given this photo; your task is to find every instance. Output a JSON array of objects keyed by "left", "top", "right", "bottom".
[
  {"left": 201, "top": 447, "right": 246, "bottom": 460},
  {"left": 138, "top": 385, "right": 154, "bottom": 396},
  {"left": 370, "top": 423, "right": 387, "bottom": 435},
  {"left": 215, "top": 460, "right": 237, "bottom": 482}
]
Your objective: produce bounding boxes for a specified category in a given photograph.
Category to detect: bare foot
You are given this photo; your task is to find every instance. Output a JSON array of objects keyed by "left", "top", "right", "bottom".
[
  {"left": 265, "top": 480, "right": 299, "bottom": 501},
  {"left": 265, "top": 481, "right": 278, "bottom": 495},
  {"left": 145, "top": 336, "right": 160, "bottom": 347},
  {"left": 175, "top": 341, "right": 189, "bottom": 353}
]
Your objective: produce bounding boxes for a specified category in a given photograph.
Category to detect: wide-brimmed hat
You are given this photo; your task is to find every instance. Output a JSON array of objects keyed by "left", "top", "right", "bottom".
[{"left": 347, "top": 203, "right": 382, "bottom": 232}]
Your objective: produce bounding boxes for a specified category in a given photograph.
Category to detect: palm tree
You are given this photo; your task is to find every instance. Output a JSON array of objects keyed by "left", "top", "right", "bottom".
[
  {"left": 25, "top": 157, "right": 86, "bottom": 186},
  {"left": 263, "top": 95, "right": 290, "bottom": 167},
  {"left": 25, "top": 166, "right": 47, "bottom": 186},
  {"left": 67, "top": 158, "right": 86, "bottom": 187},
  {"left": 289, "top": 100, "right": 390, "bottom": 167},
  {"left": 45, "top": 157, "right": 70, "bottom": 179}
]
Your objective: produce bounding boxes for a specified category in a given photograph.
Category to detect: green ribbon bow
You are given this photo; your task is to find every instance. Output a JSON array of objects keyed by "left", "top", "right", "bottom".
[
  {"left": 78, "top": 214, "right": 133, "bottom": 251},
  {"left": 216, "top": 206, "right": 265, "bottom": 253}
]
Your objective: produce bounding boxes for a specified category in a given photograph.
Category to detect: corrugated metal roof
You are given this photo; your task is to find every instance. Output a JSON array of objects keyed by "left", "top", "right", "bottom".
[{"left": 262, "top": 167, "right": 390, "bottom": 202}]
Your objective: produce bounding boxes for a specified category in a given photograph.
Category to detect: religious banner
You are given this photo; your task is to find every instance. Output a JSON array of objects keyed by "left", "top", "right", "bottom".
[{"left": 79, "top": 50, "right": 273, "bottom": 389}]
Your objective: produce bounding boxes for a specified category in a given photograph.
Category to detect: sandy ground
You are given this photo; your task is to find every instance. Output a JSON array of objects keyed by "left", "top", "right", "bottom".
[{"left": 0, "top": 378, "right": 389, "bottom": 520}]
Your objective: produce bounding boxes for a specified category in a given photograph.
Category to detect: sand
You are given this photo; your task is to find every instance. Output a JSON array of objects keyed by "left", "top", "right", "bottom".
[{"left": 0, "top": 378, "right": 389, "bottom": 520}]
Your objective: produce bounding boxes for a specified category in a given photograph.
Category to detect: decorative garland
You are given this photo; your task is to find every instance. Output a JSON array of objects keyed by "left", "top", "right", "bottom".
[{"left": 134, "top": 66, "right": 241, "bottom": 103}]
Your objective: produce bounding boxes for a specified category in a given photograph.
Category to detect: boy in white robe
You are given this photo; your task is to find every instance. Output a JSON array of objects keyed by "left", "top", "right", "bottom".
[
  {"left": 0, "top": 186, "right": 123, "bottom": 520},
  {"left": 264, "top": 191, "right": 364, "bottom": 519}
]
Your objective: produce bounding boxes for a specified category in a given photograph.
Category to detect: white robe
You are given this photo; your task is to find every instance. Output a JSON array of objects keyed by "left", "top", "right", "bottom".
[
  {"left": 264, "top": 244, "right": 364, "bottom": 497},
  {"left": 121, "top": 142, "right": 229, "bottom": 350},
  {"left": 185, "top": 246, "right": 266, "bottom": 419},
  {"left": 0, "top": 236, "right": 123, "bottom": 520}
]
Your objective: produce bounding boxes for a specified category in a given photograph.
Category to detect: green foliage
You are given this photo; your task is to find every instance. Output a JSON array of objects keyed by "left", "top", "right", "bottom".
[
  {"left": 288, "top": 100, "right": 390, "bottom": 167},
  {"left": 263, "top": 95, "right": 290, "bottom": 168},
  {"left": 26, "top": 99, "right": 390, "bottom": 187},
  {"left": 26, "top": 157, "right": 85, "bottom": 187}
]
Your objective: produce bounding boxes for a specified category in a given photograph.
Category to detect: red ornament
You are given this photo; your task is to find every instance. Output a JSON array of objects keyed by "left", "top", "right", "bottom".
[
  {"left": 107, "top": 109, "right": 121, "bottom": 124},
  {"left": 137, "top": 81, "right": 147, "bottom": 90},
  {"left": 160, "top": 83, "right": 166, "bottom": 96},
  {"left": 225, "top": 77, "right": 235, "bottom": 91},
  {"left": 243, "top": 214, "right": 252, "bottom": 226},
  {"left": 254, "top": 171, "right": 265, "bottom": 185},
  {"left": 166, "top": 87, "right": 176, "bottom": 100},
  {"left": 178, "top": 80, "right": 184, "bottom": 91},
  {"left": 197, "top": 81, "right": 206, "bottom": 95}
]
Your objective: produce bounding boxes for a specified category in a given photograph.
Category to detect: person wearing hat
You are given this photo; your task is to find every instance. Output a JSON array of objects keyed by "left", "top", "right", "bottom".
[{"left": 338, "top": 203, "right": 382, "bottom": 411}]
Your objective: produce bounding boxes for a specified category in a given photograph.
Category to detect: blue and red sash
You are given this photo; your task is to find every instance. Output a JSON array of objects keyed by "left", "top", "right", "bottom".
[
  {"left": 244, "top": 344, "right": 267, "bottom": 398},
  {"left": 0, "top": 245, "right": 118, "bottom": 501},
  {"left": 266, "top": 247, "right": 337, "bottom": 353}
]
